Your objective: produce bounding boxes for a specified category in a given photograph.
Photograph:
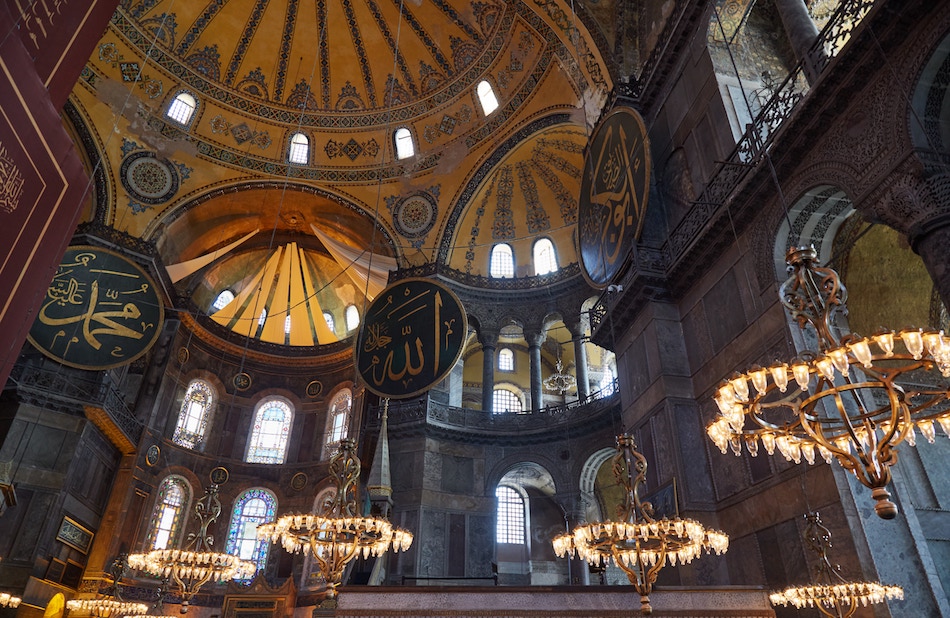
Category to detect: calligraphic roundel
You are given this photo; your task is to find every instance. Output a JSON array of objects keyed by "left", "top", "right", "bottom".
[
  {"left": 356, "top": 278, "right": 467, "bottom": 399},
  {"left": 577, "top": 106, "right": 652, "bottom": 288},
  {"left": 28, "top": 246, "right": 165, "bottom": 370}
]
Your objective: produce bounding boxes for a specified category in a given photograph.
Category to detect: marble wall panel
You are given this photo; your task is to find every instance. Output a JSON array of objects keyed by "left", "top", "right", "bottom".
[
  {"left": 705, "top": 269, "right": 748, "bottom": 353},
  {"left": 420, "top": 509, "right": 447, "bottom": 576},
  {"left": 442, "top": 455, "right": 475, "bottom": 494},
  {"left": 466, "top": 514, "right": 494, "bottom": 577}
]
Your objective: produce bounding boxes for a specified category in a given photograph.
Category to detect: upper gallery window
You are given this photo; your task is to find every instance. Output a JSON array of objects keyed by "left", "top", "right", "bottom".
[
  {"left": 498, "top": 348, "right": 514, "bottom": 372},
  {"left": 476, "top": 80, "right": 499, "bottom": 115},
  {"left": 324, "top": 388, "right": 352, "bottom": 457},
  {"left": 166, "top": 91, "right": 198, "bottom": 126},
  {"left": 533, "top": 238, "right": 558, "bottom": 275},
  {"left": 245, "top": 398, "right": 293, "bottom": 464},
  {"left": 145, "top": 476, "right": 191, "bottom": 550},
  {"left": 490, "top": 243, "right": 515, "bottom": 278},
  {"left": 394, "top": 127, "right": 415, "bottom": 159},
  {"left": 172, "top": 379, "right": 215, "bottom": 450},
  {"left": 323, "top": 311, "right": 335, "bottom": 333},
  {"left": 345, "top": 305, "right": 360, "bottom": 331},
  {"left": 225, "top": 489, "right": 277, "bottom": 578},
  {"left": 211, "top": 289, "right": 234, "bottom": 313},
  {"left": 495, "top": 485, "right": 526, "bottom": 544},
  {"left": 288, "top": 132, "right": 310, "bottom": 164},
  {"left": 493, "top": 387, "right": 522, "bottom": 414}
]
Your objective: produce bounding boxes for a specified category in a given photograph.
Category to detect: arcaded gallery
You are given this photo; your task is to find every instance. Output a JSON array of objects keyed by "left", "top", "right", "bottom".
[{"left": 0, "top": 0, "right": 948, "bottom": 616}]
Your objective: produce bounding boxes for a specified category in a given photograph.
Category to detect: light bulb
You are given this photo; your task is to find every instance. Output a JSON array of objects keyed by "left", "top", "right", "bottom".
[
  {"left": 770, "top": 363, "right": 789, "bottom": 392},
  {"left": 900, "top": 328, "right": 924, "bottom": 359}
]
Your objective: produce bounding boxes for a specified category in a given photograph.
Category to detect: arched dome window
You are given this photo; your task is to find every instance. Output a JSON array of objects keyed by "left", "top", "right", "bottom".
[
  {"left": 477, "top": 80, "right": 499, "bottom": 115},
  {"left": 493, "top": 387, "right": 522, "bottom": 414},
  {"left": 145, "top": 476, "right": 191, "bottom": 550},
  {"left": 245, "top": 398, "right": 293, "bottom": 464},
  {"left": 490, "top": 243, "right": 514, "bottom": 278},
  {"left": 394, "top": 127, "right": 415, "bottom": 159},
  {"left": 533, "top": 238, "right": 558, "bottom": 275},
  {"left": 172, "top": 379, "right": 215, "bottom": 450},
  {"left": 345, "top": 305, "right": 360, "bottom": 331},
  {"left": 211, "top": 289, "right": 234, "bottom": 313},
  {"left": 323, "top": 311, "right": 335, "bottom": 333},
  {"left": 225, "top": 489, "right": 276, "bottom": 578},
  {"left": 498, "top": 348, "right": 514, "bottom": 372},
  {"left": 166, "top": 91, "right": 198, "bottom": 127},
  {"left": 324, "top": 388, "right": 352, "bottom": 458},
  {"left": 495, "top": 485, "right": 526, "bottom": 544},
  {"left": 288, "top": 132, "right": 310, "bottom": 164}
]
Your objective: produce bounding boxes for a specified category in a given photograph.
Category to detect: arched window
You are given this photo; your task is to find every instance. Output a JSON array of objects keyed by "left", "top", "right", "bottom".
[
  {"left": 211, "top": 289, "right": 234, "bottom": 313},
  {"left": 225, "top": 489, "right": 277, "bottom": 578},
  {"left": 288, "top": 132, "right": 309, "bottom": 164},
  {"left": 324, "top": 388, "right": 352, "bottom": 457},
  {"left": 533, "top": 238, "right": 558, "bottom": 275},
  {"left": 345, "top": 305, "right": 360, "bottom": 331},
  {"left": 476, "top": 80, "right": 499, "bottom": 115},
  {"left": 493, "top": 387, "right": 522, "bottom": 414},
  {"left": 145, "top": 476, "right": 191, "bottom": 550},
  {"left": 173, "top": 379, "right": 215, "bottom": 450},
  {"left": 498, "top": 348, "right": 514, "bottom": 372},
  {"left": 394, "top": 127, "right": 415, "bottom": 159},
  {"left": 166, "top": 91, "right": 197, "bottom": 126},
  {"left": 323, "top": 311, "right": 335, "bottom": 333},
  {"left": 245, "top": 398, "right": 293, "bottom": 464},
  {"left": 495, "top": 485, "right": 526, "bottom": 544},
  {"left": 489, "top": 243, "right": 514, "bottom": 278}
]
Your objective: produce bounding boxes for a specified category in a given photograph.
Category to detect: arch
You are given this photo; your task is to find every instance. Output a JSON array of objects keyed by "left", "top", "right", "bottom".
[
  {"left": 394, "top": 127, "right": 415, "bottom": 159},
  {"left": 288, "top": 132, "right": 310, "bottom": 164},
  {"left": 910, "top": 31, "right": 950, "bottom": 156},
  {"left": 144, "top": 475, "right": 192, "bottom": 550},
  {"left": 245, "top": 397, "right": 294, "bottom": 464},
  {"left": 533, "top": 238, "right": 558, "bottom": 275},
  {"left": 166, "top": 91, "right": 198, "bottom": 127},
  {"left": 773, "top": 185, "right": 855, "bottom": 281},
  {"left": 225, "top": 488, "right": 277, "bottom": 578},
  {"left": 172, "top": 378, "right": 216, "bottom": 450},
  {"left": 490, "top": 243, "right": 515, "bottom": 278},
  {"left": 578, "top": 446, "right": 618, "bottom": 522}
]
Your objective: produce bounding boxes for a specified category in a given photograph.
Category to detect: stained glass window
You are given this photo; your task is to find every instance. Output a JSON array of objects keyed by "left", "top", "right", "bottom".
[
  {"left": 495, "top": 485, "right": 525, "bottom": 544},
  {"left": 225, "top": 489, "right": 277, "bottom": 578},
  {"left": 173, "top": 379, "right": 215, "bottom": 450},
  {"left": 245, "top": 398, "right": 293, "bottom": 464},
  {"left": 324, "top": 389, "right": 352, "bottom": 458},
  {"left": 146, "top": 476, "right": 191, "bottom": 550}
]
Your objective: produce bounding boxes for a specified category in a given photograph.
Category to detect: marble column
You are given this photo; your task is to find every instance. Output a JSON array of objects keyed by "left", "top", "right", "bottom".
[
  {"left": 479, "top": 331, "right": 498, "bottom": 414},
  {"left": 911, "top": 213, "right": 950, "bottom": 310},
  {"left": 527, "top": 332, "right": 544, "bottom": 411},
  {"left": 774, "top": 0, "right": 824, "bottom": 83},
  {"left": 570, "top": 326, "right": 590, "bottom": 401}
]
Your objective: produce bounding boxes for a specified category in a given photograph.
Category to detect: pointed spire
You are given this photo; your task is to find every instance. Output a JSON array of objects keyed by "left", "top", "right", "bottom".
[{"left": 366, "top": 399, "right": 393, "bottom": 516}]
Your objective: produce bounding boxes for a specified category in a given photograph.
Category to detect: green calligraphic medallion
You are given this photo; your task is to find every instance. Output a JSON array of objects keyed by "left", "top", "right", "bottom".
[
  {"left": 577, "top": 106, "right": 651, "bottom": 288},
  {"left": 27, "top": 246, "right": 164, "bottom": 370},
  {"left": 356, "top": 278, "right": 467, "bottom": 399}
]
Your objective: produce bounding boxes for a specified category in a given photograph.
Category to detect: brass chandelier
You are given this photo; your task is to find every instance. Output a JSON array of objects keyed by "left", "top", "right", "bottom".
[
  {"left": 707, "top": 246, "right": 950, "bottom": 519},
  {"left": 128, "top": 484, "right": 256, "bottom": 612},
  {"left": 553, "top": 434, "right": 729, "bottom": 615},
  {"left": 769, "top": 513, "right": 903, "bottom": 616},
  {"left": 65, "top": 600, "right": 149, "bottom": 617},
  {"left": 257, "top": 438, "right": 413, "bottom": 599}
]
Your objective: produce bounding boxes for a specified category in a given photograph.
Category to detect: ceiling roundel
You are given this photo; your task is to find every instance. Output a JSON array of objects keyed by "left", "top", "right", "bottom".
[{"left": 119, "top": 0, "right": 505, "bottom": 116}]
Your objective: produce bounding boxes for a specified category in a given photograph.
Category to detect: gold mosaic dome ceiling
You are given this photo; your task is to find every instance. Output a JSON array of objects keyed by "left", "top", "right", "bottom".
[{"left": 78, "top": 0, "right": 613, "bottom": 348}]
